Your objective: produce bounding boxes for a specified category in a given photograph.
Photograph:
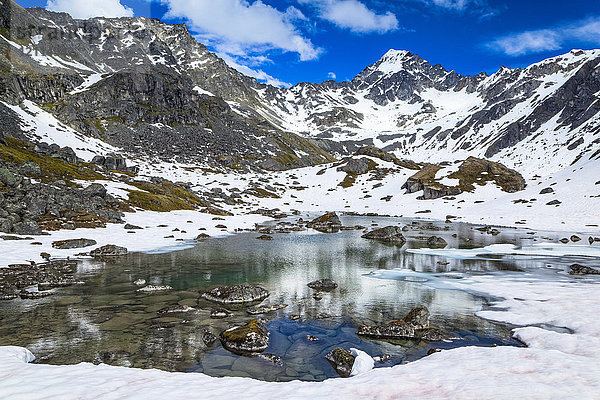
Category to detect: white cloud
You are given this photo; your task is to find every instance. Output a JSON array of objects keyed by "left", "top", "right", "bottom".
[
  {"left": 488, "top": 17, "right": 600, "bottom": 56},
  {"left": 428, "top": 0, "right": 472, "bottom": 10},
  {"left": 327, "top": 71, "right": 337, "bottom": 79},
  {"left": 300, "top": 0, "right": 398, "bottom": 34},
  {"left": 219, "top": 53, "right": 292, "bottom": 88},
  {"left": 46, "top": 0, "right": 133, "bottom": 19},
  {"left": 161, "top": 0, "right": 321, "bottom": 61}
]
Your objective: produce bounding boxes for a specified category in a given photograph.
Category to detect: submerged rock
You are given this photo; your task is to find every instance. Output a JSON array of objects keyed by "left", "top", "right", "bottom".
[
  {"left": 361, "top": 226, "right": 406, "bottom": 244},
  {"left": 256, "top": 234, "right": 274, "bottom": 240},
  {"left": 569, "top": 264, "right": 600, "bottom": 275},
  {"left": 201, "top": 284, "right": 270, "bottom": 305},
  {"left": 258, "top": 353, "right": 284, "bottom": 366},
  {"left": 52, "top": 238, "right": 97, "bottom": 249},
  {"left": 306, "top": 212, "right": 342, "bottom": 233},
  {"left": 90, "top": 245, "right": 128, "bottom": 257},
  {"left": 246, "top": 303, "right": 288, "bottom": 315},
  {"left": 210, "top": 308, "right": 233, "bottom": 319},
  {"left": 307, "top": 279, "right": 338, "bottom": 291},
  {"left": 157, "top": 305, "right": 195, "bottom": 314},
  {"left": 220, "top": 319, "right": 270, "bottom": 354},
  {"left": 201, "top": 329, "right": 217, "bottom": 347},
  {"left": 325, "top": 348, "right": 355, "bottom": 378},
  {"left": 136, "top": 285, "right": 173, "bottom": 293}
]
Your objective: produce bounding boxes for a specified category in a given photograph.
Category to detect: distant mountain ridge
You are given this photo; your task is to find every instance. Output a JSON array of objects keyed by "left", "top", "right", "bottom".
[{"left": 1, "top": 0, "right": 600, "bottom": 176}]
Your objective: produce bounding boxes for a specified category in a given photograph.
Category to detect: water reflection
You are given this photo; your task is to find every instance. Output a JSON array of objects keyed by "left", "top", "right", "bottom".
[{"left": 0, "top": 216, "right": 587, "bottom": 381}]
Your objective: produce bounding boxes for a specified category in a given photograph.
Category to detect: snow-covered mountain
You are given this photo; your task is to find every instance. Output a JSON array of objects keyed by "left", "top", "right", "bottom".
[{"left": 1, "top": 0, "right": 600, "bottom": 177}]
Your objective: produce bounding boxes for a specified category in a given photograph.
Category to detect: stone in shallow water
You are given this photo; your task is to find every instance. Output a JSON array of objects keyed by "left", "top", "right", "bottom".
[
  {"left": 246, "top": 303, "right": 287, "bottom": 315},
  {"left": 157, "top": 305, "right": 195, "bottom": 314},
  {"left": 361, "top": 226, "right": 406, "bottom": 243},
  {"left": 136, "top": 285, "right": 173, "bottom": 293},
  {"left": 325, "top": 348, "right": 355, "bottom": 378},
  {"left": 426, "top": 236, "right": 448, "bottom": 248},
  {"left": 306, "top": 212, "right": 342, "bottom": 233},
  {"left": 201, "top": 284, "right": 269, "bottom": 305},
  {"left": 307, "top": 279, "right": 338, "bottom": 291},
  {"left": 210, "top": 308, "right": 232, "bottom": 318},
  {"left": 220, "top": 319, "right": 270, "bottom": 354},
  {"left": 357, "top": 306, "right": 449, "bottom": 341}
]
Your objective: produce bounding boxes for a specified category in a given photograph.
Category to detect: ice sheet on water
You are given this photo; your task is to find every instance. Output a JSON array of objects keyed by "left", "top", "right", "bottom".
[{"left": 407, "top": 243, "right": 600, "bottom": 259}]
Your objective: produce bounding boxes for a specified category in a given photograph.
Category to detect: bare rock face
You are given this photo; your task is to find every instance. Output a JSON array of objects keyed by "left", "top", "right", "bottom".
[
  {"left": 361, "top": 226, "right": 406, "bottom": 244},
  {"left": 325, "top": 348, "right": 355, "bottom": 378},
  {"left": 201, "top": 284, "right": 270, "bottom": 305},
  {"left": 337, "top": 157, "right": 377, "bottom": 175},
  {"left": 90, "top": 245, "right": 128, "bottom": 257},
  {"left": 220, "top": 319, "right": 270, "bottom": 354},
  {"left": 306, "top": 212, "right": 342, "bottom": 233},
  {"left": 357, "top": 306, "right": 449, "bottom": 341}
]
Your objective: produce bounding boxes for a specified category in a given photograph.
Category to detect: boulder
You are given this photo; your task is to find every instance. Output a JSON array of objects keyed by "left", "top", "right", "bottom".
[
  {"left": 325, "top": 348, "right": 355, "bottom": 378},
  {"left": 83, "top": 183, "right": 107, "bottom": 198},
  {"left": 307, "top": 279, "right": 338, "bottom": 291},
  {"left": 52, "top": 238, "right": 97, "bottom": 249},
  {"left": 124, "top": 224, "right": 142, "bottom": 230},
  {"left": 570, "top": 235, "right": 581, "bottom": 243},
  {"left": 256, "top": 234, "right": 273, "bottom": 240},
  {"left": 361, "top": 226, "right": 406, "bottom": 244},
  {"left": 426, "top": 236, "right": 448, "bottom": 248},
  {"left": 0, "top": 167, "right": 22, "bottom": 188},
  {"left": 90, "top": 244, "right": 128, "bottom": 257},
  {"left": 569, "top": 264, "right": 600, "bottom": 275},
  {"left": 201, "top": 284, "right": 270, "bottom": 304},
  {"left": 306, "top": 212, "right": 342, "bottom": 233},
  {"left": 210, "top": 308, "right": 232, "bottom": 319},
  {"left": 337, "top": 158, "right": 377, "bottom": 175},
  {"left": 220, "top": 319, "right": 270, "bottom": 353},
  {"left": 13, "top": 221, "right": 42, "bottom": 235}
]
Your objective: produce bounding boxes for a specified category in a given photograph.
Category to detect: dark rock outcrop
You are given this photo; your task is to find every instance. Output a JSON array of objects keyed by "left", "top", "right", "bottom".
[
  {"left": 52, "top": 238, "right": 97, "bottom": 249},
  {"left": 426, "top": 236, "right": 448, "bottom": 248},
  {"left": 306, "top": 212, "right": 342, "bottom": 233},
  {"left": 361, "top": 226, "right": 406, "bottom": 244},
  {"left": 569, "top": 264, "right": 600, "bottom": 275}
]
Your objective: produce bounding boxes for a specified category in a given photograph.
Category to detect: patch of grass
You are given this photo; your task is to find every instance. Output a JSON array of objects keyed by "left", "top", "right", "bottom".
[
  {"left": 126, "top": 180, "right": 207, "bottom": 212},
  {"left": 339, "top": 173, "right": 357, "bottom": 188},
  {"left": 0, "top": 136, "right": 103, "bottom": 182}
]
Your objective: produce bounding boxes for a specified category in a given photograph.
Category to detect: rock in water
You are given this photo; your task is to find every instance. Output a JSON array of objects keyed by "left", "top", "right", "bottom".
[
  {"left": 307, "top": 279, "right": 338, "bottom": 291},
  {"left": 325, "top": 348, "right": 355, "bottom": 378},
  {"left": 361, "top": 226, "right": 406, "bottom": 244},
  {"left": 210, "top": 308, "right": 233, "bottom": 318},
  {"left": 52, "top": 238, "right": 97, "bottom": 249},
  {"left": 306, "top": 212, "right": 342, "bottom": 233},
  {"left": 136, "top": 285, "right": 173, "bottom": 293},
  {"left": 220, "top": 319, "right": 270, "bottom": 354},
  {"left": 426, "top": 236, "right": 448, "bottom": 248},
  {"left": 403, "top": 305, "right": 430, "bottom": 329},
  {"left": 246, "top": 304, "right": 288, "bottom": 315},
  {"left": 90, "top": 245, "right": 128, "bottom": 257},
  {"left": 357, "top": 306, "right": 449, "bottom": 341},
  {"left": 157, "top": 305, "right": 195, "bottom": 314},
  {"left": 201, "top": 284, "right": 270, "bottom": 304},
  {"left": 569, "top": 264, "right": 600, "bottom": 275}
]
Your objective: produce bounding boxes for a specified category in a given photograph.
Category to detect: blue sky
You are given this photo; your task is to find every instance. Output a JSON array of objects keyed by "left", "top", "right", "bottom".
[{"left": 17, "top": 0, "right": 600, "bottom": 86}]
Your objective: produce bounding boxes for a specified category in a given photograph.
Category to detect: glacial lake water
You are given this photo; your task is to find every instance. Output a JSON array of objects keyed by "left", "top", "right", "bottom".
[{"left": 1, "top": 215, "right": 596, "bottom": 382}]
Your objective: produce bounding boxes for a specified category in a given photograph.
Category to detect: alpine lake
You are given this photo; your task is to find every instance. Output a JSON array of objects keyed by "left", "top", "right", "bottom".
[{"left": 0, "top": 215, "right": 593, "bottom": 382}]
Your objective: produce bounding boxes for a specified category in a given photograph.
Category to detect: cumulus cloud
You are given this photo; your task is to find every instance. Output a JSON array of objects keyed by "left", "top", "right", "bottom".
[
  {"left": 299, "top": 0, "right": 398, "bottom": 34},
  {"left": 161, "top": 0, "right": 321, "bottom": 61},
  {"left": 488, "top": 17, "right": 600, "bottom": 56},
  {"left": 46, "top": 0, "right": 133, "bottom": 19},
  {"left": 219, "top": 53, "right": 292, "bottom": 88}
]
